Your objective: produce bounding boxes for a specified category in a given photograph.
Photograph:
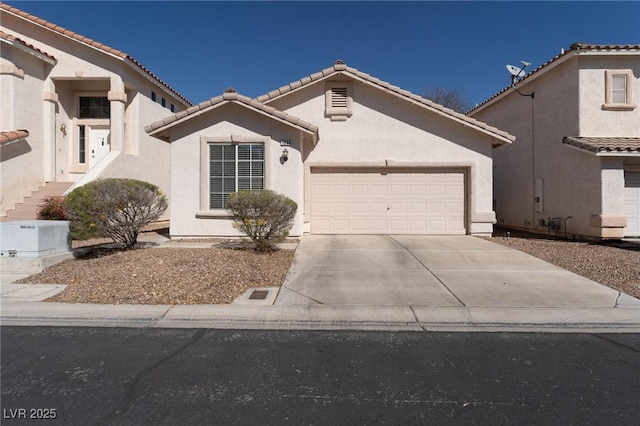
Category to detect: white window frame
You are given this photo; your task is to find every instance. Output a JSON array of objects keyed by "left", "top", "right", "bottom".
[
  {"left": 603, "top": 69, "right": 636, "bottom": 111},
  {"left": 198, "top": 137, "right": 270, "bottom": 216}
]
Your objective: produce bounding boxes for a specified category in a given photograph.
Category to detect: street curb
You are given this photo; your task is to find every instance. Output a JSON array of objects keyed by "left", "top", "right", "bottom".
[{"left": 2, "top": 303, "right": 639, "bottom": 333}]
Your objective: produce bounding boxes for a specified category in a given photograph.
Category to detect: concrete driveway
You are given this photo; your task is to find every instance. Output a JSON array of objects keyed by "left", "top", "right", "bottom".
[{"left": 276, "top": 235, "right": 628, "bottom": 308}]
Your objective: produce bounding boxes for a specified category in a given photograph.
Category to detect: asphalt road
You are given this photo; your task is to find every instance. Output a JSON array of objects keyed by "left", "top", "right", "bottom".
[{"left": 1, "top": 328, "right": 639, "bottom": 425}]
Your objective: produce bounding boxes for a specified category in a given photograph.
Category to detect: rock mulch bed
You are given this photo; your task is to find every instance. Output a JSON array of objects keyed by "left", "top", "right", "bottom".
[{"left": 17, "top": 245, "right": 295, "bottom": 305}]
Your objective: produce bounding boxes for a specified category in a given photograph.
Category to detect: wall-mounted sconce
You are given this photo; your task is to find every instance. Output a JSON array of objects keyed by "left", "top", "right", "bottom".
[
  {"left": 59, "top": 123, "right": 67, "bottom": 136},
  {"left": 282, "top": 148, "right": 289, "bottom": 162}
]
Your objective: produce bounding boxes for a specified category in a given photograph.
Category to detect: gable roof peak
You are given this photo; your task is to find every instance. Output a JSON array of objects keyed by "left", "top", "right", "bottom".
[
  {"left": 146, "top": 89, "right": 319, "bottom": 141},
  {"left": 0, "top": 2, "right": 192, "bottom": 106},
  {"left": 255, "top": 62, "right": 514, "bottom": 145}
]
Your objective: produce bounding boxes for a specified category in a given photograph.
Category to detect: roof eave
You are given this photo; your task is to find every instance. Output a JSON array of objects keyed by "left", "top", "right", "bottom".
[
  {"left": 2, "top": 4, "right": 192, "bottom": 106},
  {"left": 470, "top": 46, "right": 640, "bottom": 116},
  {"left": 259, "top": 67, "right": 514, "bottom": 145},
  {"left": 1, "top": 36, "right": 57, "bottom": 65},
  {"left": 147, "top": 99, "right": 319, "bottom": 143},
  {"left": 470, "top": 52, "right": 576, "bottom": 116},
  {"left": 563, "top": 142, "right": 640, "bottom": 157}
]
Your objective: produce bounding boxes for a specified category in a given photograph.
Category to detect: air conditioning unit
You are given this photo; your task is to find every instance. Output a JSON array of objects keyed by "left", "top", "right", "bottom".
[{"left": 0, "top": 221, "right": 71, "bottom": 258}]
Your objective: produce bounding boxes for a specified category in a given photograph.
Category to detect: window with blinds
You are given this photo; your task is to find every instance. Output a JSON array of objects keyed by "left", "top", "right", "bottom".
[{"left": 209, "top": 144, "right": 264, "bottom": 209}]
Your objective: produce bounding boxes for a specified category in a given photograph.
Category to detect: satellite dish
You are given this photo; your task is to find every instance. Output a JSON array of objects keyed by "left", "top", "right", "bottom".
[
  {"left": 506, "top": 60, "right": 531, "bottom": 84},
  {"left": 506, "top": 64, "right": 524, "bottom": 77}
]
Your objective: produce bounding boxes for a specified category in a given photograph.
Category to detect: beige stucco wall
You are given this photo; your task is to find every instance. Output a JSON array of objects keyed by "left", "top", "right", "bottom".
[
  {"left": 169, "top": 79, "right": 501, "bottom": 237},
  {"left": 168, "top": 104, "right": 306, "bottom": 237},
  {"left": 0, "top": 9, "right": 188, "bottom": 218},
  {"left": 578, "top": 55, "right": 640, "bottom": 136},
  {"left": 470, "top": 53, "right": 639, "bottom": 238},
  {"left": 268, "top": 81, "right": 498, "bottom": 235},
  {"left": 0, "top": 41, "right": 50, "bottom": 215}
]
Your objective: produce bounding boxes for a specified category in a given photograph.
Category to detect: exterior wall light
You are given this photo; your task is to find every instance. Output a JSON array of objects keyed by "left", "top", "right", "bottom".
[{"left": 282, "top": 148, "right": 289, "bottom": 162}]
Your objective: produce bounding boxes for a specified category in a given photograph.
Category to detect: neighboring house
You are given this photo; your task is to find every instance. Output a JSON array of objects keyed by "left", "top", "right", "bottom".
[
  {"left": 0, "top": 3, "right": 191, "bottom": 219},
  {"left": 146, "top": 61, "right": 514, "bottom": 237},
  {"left": 469, "top": 43, "right": 640, "bottom": 239}
]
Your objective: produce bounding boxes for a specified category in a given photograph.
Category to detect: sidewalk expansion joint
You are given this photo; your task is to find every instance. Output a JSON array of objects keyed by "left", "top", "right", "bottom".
[{"left": 409, "top": 306, "right": 427, "bottom": 332}]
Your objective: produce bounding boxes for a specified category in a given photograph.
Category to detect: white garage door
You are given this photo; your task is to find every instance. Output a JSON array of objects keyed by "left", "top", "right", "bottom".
[
  {"left": 310, "top": 168, "right": 466, "bottom": 234},
  {"left": 624, "top": 172, "right": 640, "bottom": 237}
]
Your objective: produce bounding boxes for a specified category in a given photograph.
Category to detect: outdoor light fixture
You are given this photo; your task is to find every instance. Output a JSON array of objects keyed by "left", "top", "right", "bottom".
[
  {"left": 59, "top": 123, "right": 67, "bottom": 136},
  {"left": 282, "top": 148, "right": 289, "bottom": 162}
]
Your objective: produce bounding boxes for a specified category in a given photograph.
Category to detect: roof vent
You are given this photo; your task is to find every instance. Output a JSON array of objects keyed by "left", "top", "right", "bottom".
[
  {"left": 334, "top": 59, "right": 344, "bottom": 65},
  {"left": 225, "top": 87, "right": 236, "bottom": 93}
]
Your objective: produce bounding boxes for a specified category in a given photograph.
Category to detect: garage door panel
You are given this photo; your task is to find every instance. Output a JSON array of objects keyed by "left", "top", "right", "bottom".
[
  {"left": 351, "top": 184, "right": 368, "bottom": 196},
  {"left": 390, "top": 202, "right": 407, "bottom": 213},
  {"left": 409, "top": 203, "right": 427, "bottom": 213},
  {"left": 390, "top": 220, "right": 409, "bottom": 232},
  {"left": 311, "top": 168, "right": 466, "bottom": 235},
  {"left": 370, "top": 185, "right": 387, "bottom": 196},
  {"left": 312, "top": 183, "right": 330, "bottom": 196},
  {"left": 624, "top": 172, "right": 640, "bottom": 237},
  {"left": 332, "top": 184, "right": 349, "bottom": 196},
  {"left": 332, "top": 202, "right": 349, "bottom": 214}
]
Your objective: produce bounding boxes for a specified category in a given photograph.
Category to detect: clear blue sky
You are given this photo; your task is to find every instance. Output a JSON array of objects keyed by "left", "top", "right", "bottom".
[{"left": 8, "top": 1, "right": 640, "bottom": 106}]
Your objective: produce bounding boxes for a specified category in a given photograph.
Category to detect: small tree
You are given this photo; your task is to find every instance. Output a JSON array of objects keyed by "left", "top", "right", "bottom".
[
  {"left": 226, "top": 190, "right": 297, "bottom": 252},
  {"left": 36, "top": 196, "right": 67, "bottom": 220},
  {"left": 424, "top": 86, "right": 473, "bottom": 113},
  {"left": 64, "top": 178, "right": 167, "bottom": 248}
]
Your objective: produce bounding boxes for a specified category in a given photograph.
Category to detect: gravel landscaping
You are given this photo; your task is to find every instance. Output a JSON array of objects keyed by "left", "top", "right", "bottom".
[
  {"left": 17, "top": 232, "right": 295, "bottom": 305},
  {"left": 15, "top": 228, "right": 640, "bottom": 304}
]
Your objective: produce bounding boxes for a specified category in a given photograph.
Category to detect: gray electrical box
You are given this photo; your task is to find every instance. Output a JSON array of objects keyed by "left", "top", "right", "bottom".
[{"left": 0, "top": 221, "right": 71, "bottom": 258}]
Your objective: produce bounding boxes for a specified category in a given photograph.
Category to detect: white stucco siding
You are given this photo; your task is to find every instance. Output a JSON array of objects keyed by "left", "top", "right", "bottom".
[
  {"left": 578, "top": 56, "right": 640, "bottom": 137},
  {"left": 168, "top": 105, "right": 306, "bottom": 237}
]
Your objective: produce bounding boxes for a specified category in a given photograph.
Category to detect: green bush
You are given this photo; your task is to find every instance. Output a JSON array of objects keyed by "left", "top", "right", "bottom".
[
  {"left": 63, "top": 183, "right": 101, "bottom": 241},
  {"left": 226, "top": 190, "right": 297, "bottom": 251},
  {"left": 36, "top": 196, "right": 67, "bottom": 220},
  {"left": 64, "top": 178, "right": 167, "bottom": 248}
]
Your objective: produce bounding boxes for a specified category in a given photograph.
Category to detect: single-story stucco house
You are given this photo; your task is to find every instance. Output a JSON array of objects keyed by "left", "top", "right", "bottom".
[
  {"left": 146, "top": 61, "right": 515, "bottom": 238},
  {"left": 469, "top": 43, "right": 640, "bottom": 239},
  {"left": 0, "top": 3, "right": 191, "bottom": 220}
]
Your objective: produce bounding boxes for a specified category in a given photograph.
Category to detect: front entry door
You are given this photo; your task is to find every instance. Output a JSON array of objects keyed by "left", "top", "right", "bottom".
[{"left": 90, "top": 127, "right": 110, "bottom": 167}]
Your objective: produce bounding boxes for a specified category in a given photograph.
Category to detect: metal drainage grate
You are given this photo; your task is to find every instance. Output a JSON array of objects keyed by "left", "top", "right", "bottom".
[{"left": 249, "top": 290, "right": 269, "bottom": 300}]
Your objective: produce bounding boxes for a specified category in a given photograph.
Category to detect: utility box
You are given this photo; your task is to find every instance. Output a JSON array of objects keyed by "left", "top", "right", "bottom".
[{"left": 0, "top": 221, "right": 71, "bottom": 258}]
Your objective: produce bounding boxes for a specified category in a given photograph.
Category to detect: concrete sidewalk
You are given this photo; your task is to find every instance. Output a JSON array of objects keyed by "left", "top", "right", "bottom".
[
  {"left": 2, "top": 235, "right": 639, "bottom": 332},
  {"left": 2, "top": 300, "right": 639, "bottom": 332}
]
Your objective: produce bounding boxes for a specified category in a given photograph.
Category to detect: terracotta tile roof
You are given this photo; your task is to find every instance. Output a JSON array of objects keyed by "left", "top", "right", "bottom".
[
  {"left": 563, "top": 136, "right": 640, "bottom": 154},
  {"left": 255, "top": 60, "right": 515, "bottom": 145},
  {"left": 0, "top": 3, "right": 191, "bottom": 106},
  {"left": 145, "top": 88, "right": 319, "bottom": 139},
  {"left": 0, "top": 30, "right": 56, "bottom": 61},
  {"left": 469, "top": 43, "right": 640, "bottom": 114},
  {"left": 0, "top": 129, "right": 29, "bottom": 145}
]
